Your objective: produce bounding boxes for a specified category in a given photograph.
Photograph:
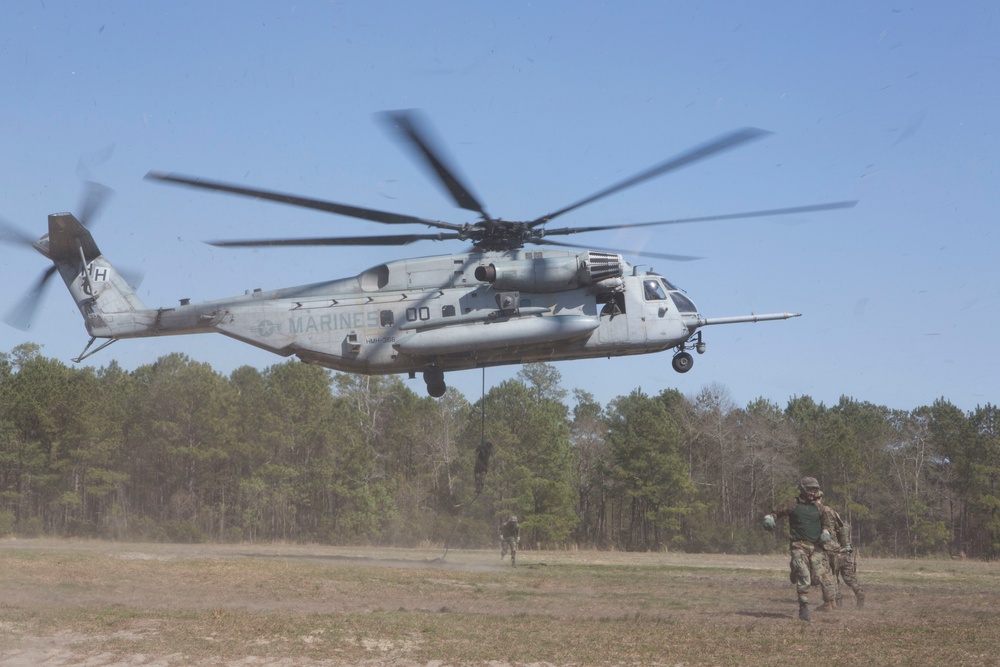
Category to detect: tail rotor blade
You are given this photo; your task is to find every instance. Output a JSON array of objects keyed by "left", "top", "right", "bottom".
[
  {"left": 3, "top": 265, "right": 58, "bottom": 331},
  {"left": 77, "top": 181, "right": 114, "bottom": 228},
  {"left": 117, "top": 265, "right": 146, "bottom": 290},
  {"left": 0, "top": 217, "right": 38, "bottom": 248}
]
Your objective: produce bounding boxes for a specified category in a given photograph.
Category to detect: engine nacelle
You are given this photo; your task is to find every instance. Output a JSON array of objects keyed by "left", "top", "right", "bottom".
[{"left": 474, "top": 251, "right": 623, "bottom": 292}]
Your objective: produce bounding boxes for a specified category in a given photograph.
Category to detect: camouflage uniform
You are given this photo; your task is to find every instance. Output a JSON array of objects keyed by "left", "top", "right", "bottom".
[
  {"left": 499, "top": 516, "right": 520, "bottom": 567},
  {"left": 474, "top": 441, "right": 493, "bottom": 495},
  {"left": 764, "top": 477, "right": 836, "bottom": 620},
  {"left": 817, "top": 496, "right": 865, "bottom": 608}
]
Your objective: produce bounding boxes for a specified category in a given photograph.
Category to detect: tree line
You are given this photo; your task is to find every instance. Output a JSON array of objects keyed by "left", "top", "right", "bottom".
[{"left": 1, "top": 343, "right": 997, "bottom": 559}]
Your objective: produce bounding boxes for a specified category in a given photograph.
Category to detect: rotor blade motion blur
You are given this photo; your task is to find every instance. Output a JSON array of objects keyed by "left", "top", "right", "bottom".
[
  {"left": 147, "top": 113, "right": 855, "bottom": 256},
  {"left": 207, "top": 232, "right": 464, "bottom": 248},
  {"left": 0, "top": 217, "right": 38, "bottom": 247},
  {"left": 379, "top": 109, "right": 492, "bottom": 221},
  {"left": 77, "top": 181, "right": 113, "bottom": 228},
  {"left": 2, "top": 180, "right": 114, "bottom": 331},
  {"left": 3, "top": 265, "right": 57, "bottom": 331},
  {"left": 145, "top": 171, "right": 465, "bottom": 232},
  {"left": 529, "top": 127, "right": 771, "bottom": 227},
  {"left": 541, "top": 200, "right": 859, "bottom": 238}
]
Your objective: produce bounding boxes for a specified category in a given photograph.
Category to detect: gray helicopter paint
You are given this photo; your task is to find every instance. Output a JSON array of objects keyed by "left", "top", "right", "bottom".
[{"left": 56, "top": 223, "right": 674, "bottom": 367}]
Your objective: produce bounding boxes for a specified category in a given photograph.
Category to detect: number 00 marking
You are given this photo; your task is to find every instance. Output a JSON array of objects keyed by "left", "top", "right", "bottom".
[{"left": 405, "top": 307, "right": 430, "bottom": 322}]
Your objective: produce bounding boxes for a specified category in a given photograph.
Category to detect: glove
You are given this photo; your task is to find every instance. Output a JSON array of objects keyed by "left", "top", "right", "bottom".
[
  {"left": 763, "top": 515, "right": 775, "bottom": 530},
  {"left": 820, "top": 529, "right": 831, "bottom": 543}
]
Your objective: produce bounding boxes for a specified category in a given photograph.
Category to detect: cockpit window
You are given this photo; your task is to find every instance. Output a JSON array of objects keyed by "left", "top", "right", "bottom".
[
  {"left": 643, "top": 279, "right": 667, "bottom": 301},
  {"left": 670, "top": 291, "right": 698, "bottom": 314},
  {"left": 660, "top": 277, "right": 678, "bottom": 291}
]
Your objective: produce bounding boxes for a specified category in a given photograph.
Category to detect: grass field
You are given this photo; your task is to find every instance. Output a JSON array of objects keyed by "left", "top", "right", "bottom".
[{"left": 1, "top": 539, "right": 998, "bottom": 666}]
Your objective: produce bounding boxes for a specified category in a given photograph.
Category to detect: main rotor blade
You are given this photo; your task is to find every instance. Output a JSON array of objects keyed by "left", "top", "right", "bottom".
[
  {"left": 530, "top": 127, "right": 771, "bottom": 227},
  {"left": 540, "top": 200, "right": 859, "bottom": 237},
  {"left": 146, "top": 171, "right": 465, "bottom": 232},
  {"left": 3, "top": 265, "right": 58, "bottom": 331},
  {"left": 532, "top": 238, "right": 702, "bottom": 262},
  {"left": 379, "top": 110, "right": 492, "bottom": 221},
  {"left": 207, "top": 232, "right": 463, "bottom": 248}
]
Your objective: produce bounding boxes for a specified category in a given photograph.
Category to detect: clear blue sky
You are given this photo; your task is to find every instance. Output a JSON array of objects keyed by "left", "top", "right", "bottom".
[{"left": 2, "top": 1, "right": 997, "bottom": 412}]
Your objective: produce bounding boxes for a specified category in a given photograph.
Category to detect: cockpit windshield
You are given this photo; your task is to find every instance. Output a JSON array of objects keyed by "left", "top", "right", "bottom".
[{"left": 669, "top": 290, "right": 698, "bottom": 314}]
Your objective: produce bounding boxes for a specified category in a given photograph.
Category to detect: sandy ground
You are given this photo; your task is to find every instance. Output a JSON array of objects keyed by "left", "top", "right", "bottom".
[
  {"left": 2, "top": 538, "right": 996, "bottom": 667},
  {"left": 3, "top": 540, "right": 598, "bottom": 666}
]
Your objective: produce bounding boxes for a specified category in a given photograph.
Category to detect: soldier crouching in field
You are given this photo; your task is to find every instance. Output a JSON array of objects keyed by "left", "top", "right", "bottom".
[
  {"left": 763, "top": 477, "right": 837, "bottom": 621},
  {"left": 816, "top": 491, "right": 866, "bottom": 609}
]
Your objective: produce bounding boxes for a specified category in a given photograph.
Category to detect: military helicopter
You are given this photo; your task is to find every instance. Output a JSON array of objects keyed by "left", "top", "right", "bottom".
[{"left": 2, "top": 111, "right": 855, "bottom": 397}]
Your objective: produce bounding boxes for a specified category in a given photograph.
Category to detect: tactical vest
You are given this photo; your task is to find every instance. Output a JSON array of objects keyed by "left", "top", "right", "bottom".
[{"left": 789, "top": 501, "right": 822, "bottom": 543}]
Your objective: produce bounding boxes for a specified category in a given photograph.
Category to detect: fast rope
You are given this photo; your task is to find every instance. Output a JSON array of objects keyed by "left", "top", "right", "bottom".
[{"left": 435, "top": 368, "right": 490, "bottom": 561}]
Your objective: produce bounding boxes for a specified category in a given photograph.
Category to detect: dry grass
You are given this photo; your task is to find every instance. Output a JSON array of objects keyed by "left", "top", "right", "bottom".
[{"left": 1, "top": 539, "right": 998, "bottom": 666}]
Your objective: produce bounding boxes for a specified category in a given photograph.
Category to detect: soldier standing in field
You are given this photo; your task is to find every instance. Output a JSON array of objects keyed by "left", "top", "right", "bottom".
[
  {"left": 763, "top": 477, "right": 837, "bottom": 621},
  {"left": 816, "top": 491, "right": 866, "bottom": 609},
  {"left": 499, "top": 515, "right": 520, "bottom": 567}
]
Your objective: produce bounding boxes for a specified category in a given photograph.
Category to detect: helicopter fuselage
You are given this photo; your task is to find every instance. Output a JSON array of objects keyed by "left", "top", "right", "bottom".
[
  {"left": 62, "top": 235, "right": 799, "bottom": 396},
  {"left": 81, "top": 248, "right": 689, "bottom": 369}
]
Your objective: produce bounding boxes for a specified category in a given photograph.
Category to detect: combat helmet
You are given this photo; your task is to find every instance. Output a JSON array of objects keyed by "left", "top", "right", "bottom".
[{"left": 798, "top": 476, "right": 820, "bottom": 492}]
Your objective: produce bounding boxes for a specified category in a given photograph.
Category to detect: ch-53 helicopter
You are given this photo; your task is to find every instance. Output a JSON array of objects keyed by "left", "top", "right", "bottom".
[{"left": 2, "top": 111, "right": 855, "bottom": 397}]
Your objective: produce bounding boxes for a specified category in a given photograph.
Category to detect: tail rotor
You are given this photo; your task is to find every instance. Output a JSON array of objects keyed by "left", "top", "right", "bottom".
[{"left": 1, "top": 182, "right": 113, "bottom": 331}]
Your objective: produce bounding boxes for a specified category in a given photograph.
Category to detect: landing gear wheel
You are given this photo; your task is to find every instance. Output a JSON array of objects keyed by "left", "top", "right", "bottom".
[
  {"left": 427, "top": 382, "right": 447, "bottom": 398},
  {"left": 672, "top": 352, "right": 693, "bottom": 373}
]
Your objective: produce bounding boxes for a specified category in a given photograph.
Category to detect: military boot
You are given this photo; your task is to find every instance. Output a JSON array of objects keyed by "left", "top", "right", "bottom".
[
  {"left": 798, "top": 601, "right": 811, "bottom": 621},
  {"left": 855, "top": 592, "right": 865, "bottom": 609},
  {"left": 816, "top": 601, "right": 836, "bottom": 612}
]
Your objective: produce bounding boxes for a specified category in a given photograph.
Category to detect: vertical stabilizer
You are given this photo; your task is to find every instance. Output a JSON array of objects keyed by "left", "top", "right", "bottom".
[{"left": 46, "top": 213, "right": 146, "bottom": 336}]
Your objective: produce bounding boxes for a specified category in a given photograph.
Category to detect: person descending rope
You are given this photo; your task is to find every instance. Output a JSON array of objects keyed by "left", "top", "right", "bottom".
[{"left": 474, "top": 440, "right": 493, "bottom": 495}]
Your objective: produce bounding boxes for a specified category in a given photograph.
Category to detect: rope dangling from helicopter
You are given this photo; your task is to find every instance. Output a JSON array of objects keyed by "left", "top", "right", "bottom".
[
  {"left": 473, "top": 366, "right": 493, "bottom": 498},
  {"left": 436, "top": 369, "right": 492, "bottom": 561}
]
